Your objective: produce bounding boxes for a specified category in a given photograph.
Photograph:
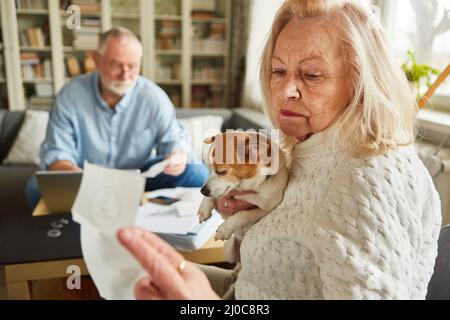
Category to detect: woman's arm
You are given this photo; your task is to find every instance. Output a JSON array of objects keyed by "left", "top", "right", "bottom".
[{"left": 312, "top": 161, "right": 440, "bottom": 299}]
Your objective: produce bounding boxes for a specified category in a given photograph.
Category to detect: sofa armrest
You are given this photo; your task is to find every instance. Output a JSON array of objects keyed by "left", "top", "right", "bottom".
[
  {"left": 0, "top": 111, "right": 26, "bottom": 163},
  {"left": 0, "top": 165, "right": 37, "bottom": 216}
]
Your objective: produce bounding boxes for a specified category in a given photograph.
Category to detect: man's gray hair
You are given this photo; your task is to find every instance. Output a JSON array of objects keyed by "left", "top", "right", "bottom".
[{"left": 97, "top": 27, "right": 142, "bottom": 56}]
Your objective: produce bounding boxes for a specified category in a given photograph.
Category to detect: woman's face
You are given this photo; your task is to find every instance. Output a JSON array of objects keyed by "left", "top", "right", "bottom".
[{"left": 270, "top": 18, "right": 353, "bottom": 142}]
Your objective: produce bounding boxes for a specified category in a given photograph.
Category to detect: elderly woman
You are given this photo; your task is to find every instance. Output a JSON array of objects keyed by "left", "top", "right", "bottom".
[{"left": 118, "top": 0, "right": 442, "bottom": 299}]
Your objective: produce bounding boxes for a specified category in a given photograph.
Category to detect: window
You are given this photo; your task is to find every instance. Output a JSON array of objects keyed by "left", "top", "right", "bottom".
[{"left": 377, "top": 0, "right": 450, "bottom": 108}]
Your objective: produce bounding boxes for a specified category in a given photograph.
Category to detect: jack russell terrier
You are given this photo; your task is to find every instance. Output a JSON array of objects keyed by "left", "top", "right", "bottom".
[{"left": 198, "top": 131, "right": 289, "bottom": 265}]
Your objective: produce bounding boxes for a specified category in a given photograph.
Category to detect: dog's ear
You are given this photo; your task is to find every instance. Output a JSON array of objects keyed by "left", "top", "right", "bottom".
[{"left": 203, "top": 136, "right": 216, "bottom": 144}]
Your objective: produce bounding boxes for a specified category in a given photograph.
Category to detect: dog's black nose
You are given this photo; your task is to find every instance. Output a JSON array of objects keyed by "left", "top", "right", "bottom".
[{"left": 200, "top": 186, "right": 210, "bottom": 196}]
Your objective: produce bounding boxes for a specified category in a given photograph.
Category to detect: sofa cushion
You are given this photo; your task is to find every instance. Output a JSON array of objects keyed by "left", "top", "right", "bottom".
[
  {"left": 3, "top": 110, "right": 49, "bottom": 165},
  {"left": 176, "top": 108, "right": 233, "bottom": 131},
  {"left": 0, "top": 110, "right": 26, "bottom": 163}
]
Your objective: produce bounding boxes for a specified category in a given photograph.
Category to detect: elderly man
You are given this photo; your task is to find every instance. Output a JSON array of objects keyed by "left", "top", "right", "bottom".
[{"left": 25, "top": 27, "right": 208, "bottom": 209}]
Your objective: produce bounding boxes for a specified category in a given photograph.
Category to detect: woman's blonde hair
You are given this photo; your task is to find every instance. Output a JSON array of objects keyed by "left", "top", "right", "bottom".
[{"left": 260, "top": 0, "right": 418, "bottom": 158}]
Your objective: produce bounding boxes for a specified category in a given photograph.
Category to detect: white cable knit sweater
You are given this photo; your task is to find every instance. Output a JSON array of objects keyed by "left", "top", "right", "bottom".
[{"left": 235, "top": 130, "right": 442, "bottom": 300}]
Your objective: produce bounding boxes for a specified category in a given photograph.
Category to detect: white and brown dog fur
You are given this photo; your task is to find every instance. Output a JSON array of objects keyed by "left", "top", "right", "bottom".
[{"left": 198, "top": 131, "right": 289, "bottom": 279}]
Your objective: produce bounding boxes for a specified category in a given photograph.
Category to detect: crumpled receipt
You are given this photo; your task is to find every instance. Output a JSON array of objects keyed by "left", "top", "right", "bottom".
[{"left": 71, "top": 162, "right": 147, "bottom": 300}]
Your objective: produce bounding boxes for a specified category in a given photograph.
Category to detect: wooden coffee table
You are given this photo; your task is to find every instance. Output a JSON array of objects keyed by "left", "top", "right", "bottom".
[{"left": 1, "top": 198, "right": 224, "bottom": 300}]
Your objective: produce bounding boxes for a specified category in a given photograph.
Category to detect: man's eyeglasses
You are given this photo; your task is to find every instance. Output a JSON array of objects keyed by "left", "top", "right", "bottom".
[{"left": 101, "top": 58, "right": 141, "bottom": 75}]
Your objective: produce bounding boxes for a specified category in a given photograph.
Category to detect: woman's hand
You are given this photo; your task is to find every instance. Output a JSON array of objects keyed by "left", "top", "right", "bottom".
[
  {"left": 215, "top": 190, "right": 258, "bottom": 216},
  {"left": 117, "top": 227, "right": 220, "bottom": 300}
]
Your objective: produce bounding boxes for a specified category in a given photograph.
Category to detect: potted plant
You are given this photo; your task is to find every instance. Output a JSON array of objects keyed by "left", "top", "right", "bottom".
[{"left": 402, "top": 50, "right": 440, "bottom": 98}]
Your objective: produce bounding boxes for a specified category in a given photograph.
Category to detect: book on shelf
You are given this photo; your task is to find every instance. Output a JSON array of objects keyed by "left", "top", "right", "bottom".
[
  {"left": 60, "top": 0, "right": 70, "bottom": 10},
  {"left": 192, "top": 0, "right": 217, "bottom": 11},
  {"left": 156, "top": 59, "right": 181, "bottom": 81},
  {"left": 193, "top": 65, "right": 223, "bottom": 82},
  {"left": 156, "top": 21, "right": 181, "bottom": 50},
  {"left": 20, "top": 27, "right": 47, "bottom": 48},
  {"left": 83, "top": 53, "right": 96, "bottom": 73},
  {"left": 72, "top": 18, "right": 100, "bottom": 50},
  {"left": 28, "top": 95, "right": 54, "bottom": 111},
  {"left": 158, "top": 21, "right": 181, "bottom": 37},
  {"left": 81, "top": 18, "right": 101, "bottom": 27},
  {"left": 192, "top": 85, "right": 223, "bottom": 108},
  {"left": 155, "top": 0, "right": 180, "bottom": 16},
  {"left": 21, "top": 54, "right": 52, "bottom": 79},
  {"left": 193, "top": 39, "right": 225, "bottom": 52},
  {"left": 192, "top": 85, "right": 209, "bottom": 108},
  {"left": 191, "top": 10, "right": 217, "bottom": 19},
  {"left": 16, "top": 0, "right": 48, "bottom": 10},
  {"left": 71, "top": 0, "right": 101, "bottom": 13},
  {"left": 35, "top": 83, "right": 53, "bottom": 97},
  {"left": 170, "top": 92, "right": 181, "bottom": 108},
  {"left": 111, "top": 0, "right": 139, "bottom": 14},
  {"left": 66, "top": 55, "right": 81, "bottom": 77},
  {"left": 21, "top": 52, "right": 41, "bottom": 65},
  {"left": 210, "top": 23, "right": 225, "bottom": 39},
  {"left": 156, "top": 38, "right": 181, "bottom": 50},
  {"left": 192, "top": 22, "right": 225, "bottom": 52}
]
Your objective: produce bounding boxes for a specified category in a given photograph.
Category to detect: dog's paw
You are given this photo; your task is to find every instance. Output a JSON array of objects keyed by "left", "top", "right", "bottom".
[
  {"left": 215, "top": 224, "right": 233, "bottom": 241},
  {"left": 198, "top": 211, "right": 211, "bottom": 223}
]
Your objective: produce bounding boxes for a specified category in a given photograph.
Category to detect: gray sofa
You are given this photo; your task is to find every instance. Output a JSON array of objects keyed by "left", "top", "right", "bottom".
[{"left": 0, "top": 108, "right": 270, "bottom": 217}]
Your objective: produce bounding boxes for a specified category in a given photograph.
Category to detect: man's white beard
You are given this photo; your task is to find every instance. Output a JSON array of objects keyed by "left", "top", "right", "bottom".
[{"left": 106, "top": 79, "right": 136, "bottom": 96}]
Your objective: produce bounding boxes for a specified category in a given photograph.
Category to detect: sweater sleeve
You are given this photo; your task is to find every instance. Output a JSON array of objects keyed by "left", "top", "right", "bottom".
[{"left": 311, "top": 157, "right": 441, "bottom": 299}]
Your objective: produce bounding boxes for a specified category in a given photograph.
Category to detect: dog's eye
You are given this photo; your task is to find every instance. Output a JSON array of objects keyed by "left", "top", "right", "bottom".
[{"left": 215, "top": 170, "right": 227, "bottom": 176}]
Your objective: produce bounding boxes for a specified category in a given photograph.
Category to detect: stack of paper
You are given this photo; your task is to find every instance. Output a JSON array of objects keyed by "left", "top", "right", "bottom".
[
  {"left": 135, "top": 188, "right": 223, "bottom": 251},
  {"left": 157, "top": 212, "right": 223, "bottom": 251}
]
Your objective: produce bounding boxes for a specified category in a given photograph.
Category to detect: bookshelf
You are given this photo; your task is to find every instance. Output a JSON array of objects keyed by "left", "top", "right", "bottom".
[
  {"left": 153, "top": 0, "right": 183, "bottom": 107},
  {"left": 0, "top": 0, "right": 231, "bottom": 111},
  {"left": 61, "top": 0, "right": 102, "bottom": 85}
]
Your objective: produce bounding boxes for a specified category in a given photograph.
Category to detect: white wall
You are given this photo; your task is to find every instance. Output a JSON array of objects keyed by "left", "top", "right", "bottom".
[{"left": 242, "top": 0, "right": 284, "bottom": 111}]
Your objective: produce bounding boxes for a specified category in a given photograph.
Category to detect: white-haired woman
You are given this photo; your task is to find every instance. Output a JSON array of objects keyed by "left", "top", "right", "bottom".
[{"left": 117, "top": 0, "right": 442, "bottom": 299}]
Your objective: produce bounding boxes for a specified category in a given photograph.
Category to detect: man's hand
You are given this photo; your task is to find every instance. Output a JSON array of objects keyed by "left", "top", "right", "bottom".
[
  {"left": 164, "top": 151, "right": 187, "bottom": 177},
  {"left": 117, "top": 227, "right": 220, "bottom": 300},
  {"left": 215, "top": 190, "right": 258, "bottom": 216},
  {"left": 48, "top": 160, "right": 82, "bottom": 171}
]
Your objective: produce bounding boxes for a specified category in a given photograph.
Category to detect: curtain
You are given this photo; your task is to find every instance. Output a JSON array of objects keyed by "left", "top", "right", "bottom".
[{"left": 227, "top": 0, "right": 251, "bottom": 108}]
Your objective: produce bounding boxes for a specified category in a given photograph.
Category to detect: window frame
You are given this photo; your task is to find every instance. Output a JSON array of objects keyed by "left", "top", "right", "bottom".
[{"left": 374, "top": 0, "right": 450, "bottom": 112}]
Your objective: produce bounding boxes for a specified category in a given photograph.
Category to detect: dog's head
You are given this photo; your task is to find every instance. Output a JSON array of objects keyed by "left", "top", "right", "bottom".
[{"left": 200, "top": 131, "right": 279, "bottom": 198}]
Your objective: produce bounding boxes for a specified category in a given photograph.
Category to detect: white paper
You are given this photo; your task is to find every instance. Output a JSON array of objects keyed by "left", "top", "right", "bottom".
[
  {"left": 146, "top": 187, "right": 203, "bottom": 217},
  {"left": 80, "top": 227, "right": 147, "bottom": 300},
  {"left": 140, "top": 159, "right": 171, "bottom": 178},
  {"left": 135, "top": 204, "right": 200, "bottom": 234},
  {"left": 72, "top": 162, "right": 145, "bottom": 236},
  {"left": 72, "top": 162, "right": 146, "bottom": 300}
]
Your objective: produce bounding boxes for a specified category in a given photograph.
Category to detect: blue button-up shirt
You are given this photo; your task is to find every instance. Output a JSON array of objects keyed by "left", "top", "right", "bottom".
[{"left": 40, "top": 72, "right": 192, "bottom": 170}]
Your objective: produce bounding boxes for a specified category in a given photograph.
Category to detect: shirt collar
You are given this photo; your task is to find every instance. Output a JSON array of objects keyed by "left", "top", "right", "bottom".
[{"left": 92, "top": 72, "right": 137, "bottom": 113}]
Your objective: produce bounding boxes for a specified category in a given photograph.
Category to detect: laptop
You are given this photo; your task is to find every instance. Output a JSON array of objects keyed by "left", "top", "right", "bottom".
[{"left": 35, "top": 171, "right": 83, "bottom": 213}]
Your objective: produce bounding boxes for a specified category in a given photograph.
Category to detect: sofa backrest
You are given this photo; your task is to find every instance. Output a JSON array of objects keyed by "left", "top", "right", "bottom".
[
  {"left": 0, "top": 110, "right": 26, "bottom": 163},
  {"left": 175, "top": 108, "right": 234, "bottom": 131}
]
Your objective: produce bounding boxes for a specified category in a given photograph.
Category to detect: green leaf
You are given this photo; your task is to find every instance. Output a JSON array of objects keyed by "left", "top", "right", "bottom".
[{"left": 402, "top": 51, "right": 440, "bottom": 89}]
